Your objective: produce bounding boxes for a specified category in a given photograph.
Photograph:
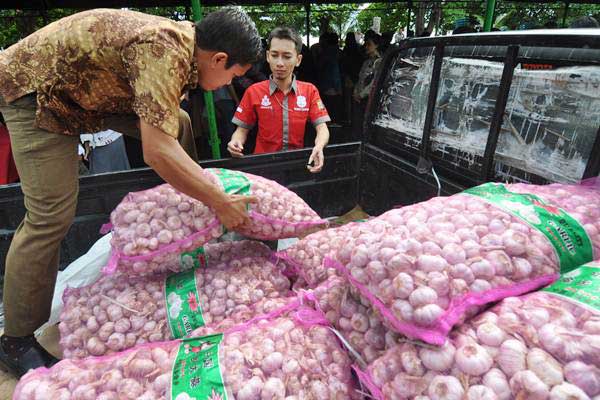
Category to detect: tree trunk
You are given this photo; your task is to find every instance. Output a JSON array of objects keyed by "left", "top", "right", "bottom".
[
  {"left": 425, "top": 3, "right": 442, "bottom": 35},
  {"left": 415, "top": 2, "right": 426, "bottom": 35}
]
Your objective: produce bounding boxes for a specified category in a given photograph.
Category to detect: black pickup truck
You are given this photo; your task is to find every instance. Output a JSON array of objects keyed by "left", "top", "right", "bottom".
[{"left": 1, "top": 29, "right": 599, "bottom": 272}]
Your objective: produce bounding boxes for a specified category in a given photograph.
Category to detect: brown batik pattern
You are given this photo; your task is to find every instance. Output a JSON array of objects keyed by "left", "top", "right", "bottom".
[{"left": 0, "top": 9, "right": 197, "bottom": 138}]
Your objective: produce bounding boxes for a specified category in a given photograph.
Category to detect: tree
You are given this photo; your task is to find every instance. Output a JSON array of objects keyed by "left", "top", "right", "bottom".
[{"left": 356, "top": 4, "right": 408, "bottom": 35}]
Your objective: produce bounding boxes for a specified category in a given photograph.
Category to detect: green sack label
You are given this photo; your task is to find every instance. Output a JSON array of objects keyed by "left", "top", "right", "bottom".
[
  {"left": 211, "top": 168, "right": 251, "bottom": 196},
  {"left": 463, "top": 183, "right": 593, "bottom": 273},
  {"left": 543, "top": 262, "right": 600, "bottom": 312},
  {"left": 181, "top": 246, "right": 208, "bottom": 271},
  {"left": 171, "top": 334, "right": 228, "bottom": 400},
  {"left": 165, "top": 269, "right": 205, "bottom": 338}
]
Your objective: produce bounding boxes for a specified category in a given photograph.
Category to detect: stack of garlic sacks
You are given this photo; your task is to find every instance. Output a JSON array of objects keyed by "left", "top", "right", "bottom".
[
  {"left": 276, "top": 181, "right": 600, "bottom": 399},
  {"left": 13, "top": 169, "right": 362, "bottom": 400},
  {"left": 13, "top": 173, "right": 600, "bottom": 400}
]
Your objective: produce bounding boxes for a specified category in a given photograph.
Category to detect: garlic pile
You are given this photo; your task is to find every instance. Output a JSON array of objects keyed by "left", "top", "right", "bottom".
[
  {"left": 278, "top": 220, "right": 391, "bottom": 290},
  {"left": 17, "top": 310, "right": 360, "bottom": 400},
  {"left": 108, "top": 168, "right": 327, "bottom": 275},
  {"left": 60, "top": 241, "right": 292, "bottom": 358},
  {"left": 365, "top": 286, "right": 600, "bottom": 399},
  {"left": 310, "top": 276, "right": 400, "bottom": 364},
  {"left": 332, "top": 182, "right": 600, "bottom": 344}
]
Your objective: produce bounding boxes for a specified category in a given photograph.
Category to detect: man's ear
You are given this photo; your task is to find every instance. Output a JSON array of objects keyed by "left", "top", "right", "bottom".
[
  {"left": 296, "top": 54, "right": 303, "bottom": 67},
  {"left": 211, "top": 52, "right": 229, "bottom": 68}
]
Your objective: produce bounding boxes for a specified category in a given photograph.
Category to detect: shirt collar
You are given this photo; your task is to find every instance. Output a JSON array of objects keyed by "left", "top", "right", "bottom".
[{"left": 269, "top": 74, "right": 298, "bottom": 96}]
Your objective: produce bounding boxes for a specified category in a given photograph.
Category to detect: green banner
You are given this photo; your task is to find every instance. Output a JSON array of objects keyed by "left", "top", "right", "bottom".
[
  {"left": 181, "top": 246, "right": 208, "bottom": 271},
  {"left": 165, "top": 269, "right": 205, "bottom": 339},
  {"left": 543, "top": 262, "right": 600, "bottom": 312},
  {"left": 463, "top": 183, "right": 593, "bottom": 273},
  {"left": 171, "top": 334, "right": 227, "bottom": 400},
  {"left": 210, "top": 168, "right": 251, "bottom": 196}
]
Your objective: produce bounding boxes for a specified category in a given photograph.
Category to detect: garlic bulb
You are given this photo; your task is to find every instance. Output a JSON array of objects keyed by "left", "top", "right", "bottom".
[
  {"left": 550, "top": 383, "right": 591, "bottom": 400},
  {"left": 467, "top": 385, "right": 498, "bottom": 400},
  {"left": 498, "top": 339, "right": 527, "bottom": 378},
  {"left": 455, "top": 343, "right": 493, "bottom": 376},
  {"left": 509, "top": 370, "right": 550, "bottom": 400},
  {"left": 527, "top": 348, "right": 564, "bottom": 387},
  {"left": 428, "top": 375, "right": 465, "bottom": 400},
  {"left": 419, "top": 342, "right": 456, "bottom": 372}
]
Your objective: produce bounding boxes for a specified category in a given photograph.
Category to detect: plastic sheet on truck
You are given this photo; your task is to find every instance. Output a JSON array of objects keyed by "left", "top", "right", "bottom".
[{"left": 373, "top": 53, "right": 600, "bottom": 183}]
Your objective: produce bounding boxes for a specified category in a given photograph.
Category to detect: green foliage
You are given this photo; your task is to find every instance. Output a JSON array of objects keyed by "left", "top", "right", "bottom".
[
  {"left": 0, "top": 2, "right": 598, "bottom": 49},
  {"left": 356, "top": 4, "right": 408, "bottom": 34}
]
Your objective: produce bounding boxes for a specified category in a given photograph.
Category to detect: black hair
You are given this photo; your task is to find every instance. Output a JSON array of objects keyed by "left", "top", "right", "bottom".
[
  {"left": 195, "top": 7, "right": 262, "bottom": 68},
  {"left": 365, "top": 34, "right": 381, "bottom": 47},
  {"left": 570, "top": 16, "right": 600, "bottom": 28},
  {"left": 267, "top": 27, "right": 303, "bottom": 54},
  {"left": 452, "top": 26, "right": 476, "bottom": 35}
]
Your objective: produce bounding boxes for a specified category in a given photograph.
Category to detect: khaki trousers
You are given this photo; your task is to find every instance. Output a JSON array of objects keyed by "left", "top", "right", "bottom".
[{"left": 0, "top": 94, "right": 196, "bottom": 336}]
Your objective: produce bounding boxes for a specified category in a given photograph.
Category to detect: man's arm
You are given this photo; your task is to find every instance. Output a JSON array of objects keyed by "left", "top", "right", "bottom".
[
  {"left": 227, "top": 126, "right": 250, "bottom": 157},
  {"left": 140, "top": 120, "right": 255, "bottom": 229},
  {"left": 308, "top": 123, "right": 330, "bottom": 173}
]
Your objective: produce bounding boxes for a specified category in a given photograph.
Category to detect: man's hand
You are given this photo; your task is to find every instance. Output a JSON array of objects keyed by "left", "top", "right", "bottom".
[
  {"left": 83, "top": 141, "right": 91, "bottom": 161},
  {"left": 213, "top": 194, "right": 258, "bottom": 230},
  {"left": 307, "top": 146, "right": 324, "bottom": 173},
  {"left": 227, "top": 138, "right": 245, "bottom": 157},
  {"left": 227, "top": 127, "right": 249, "bottom": 158}
]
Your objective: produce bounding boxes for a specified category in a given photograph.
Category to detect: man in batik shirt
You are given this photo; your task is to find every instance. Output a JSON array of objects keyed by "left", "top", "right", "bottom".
[{"left": 0, "top": 7, "right": 262, "bottom": 376}]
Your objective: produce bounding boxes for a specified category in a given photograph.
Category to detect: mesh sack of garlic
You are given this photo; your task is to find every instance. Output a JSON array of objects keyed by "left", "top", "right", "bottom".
[
  {"left": 105, "top": 168, "right": 328, "bottom": 276},
  {"left": 327, "top": 181, "right": 600, "bottom": 344},
  {"left": 357, "top": 261, "right": 600, "bottom": 400},
  {"left": 60, "top": 241, "right": 293, "bottom": 358},
  {"left": 306, "top": 275, "right": 401, "bottom": 365},
  {"left": 16, "top": 302, "right": 361, "bottom": 400},
  {"left": 276, "top": 220, "right": 387, "bottom": 290}
]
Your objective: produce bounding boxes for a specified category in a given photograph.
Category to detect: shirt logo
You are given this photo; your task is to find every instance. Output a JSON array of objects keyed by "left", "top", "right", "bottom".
[
  {"left": 317, "top": 100, "right": 325, "bottom": 110},
  {"left": 296, "top": 95, "right": 307, "bottom": 108},
  {"left": 236, "top": 106, "right": 243, "bottom": 113},
  {"left": 261, "top": 95, "right": 272, "bottom": 107}
]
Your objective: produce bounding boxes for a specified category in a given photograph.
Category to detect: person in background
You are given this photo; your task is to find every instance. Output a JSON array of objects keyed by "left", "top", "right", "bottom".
[
  {"left": 296, "top": 43, "right": 318, "bottom": 85},
  {"left": 0, "top": 113, "right": 18, "bottom": 184},
  {"left": 570, "top": 16, "right": 600, "bottom": 28},
  {"left": 212, "top": 85, "right": 239, "bottom": 157},
  {"left": 228, "top": 27, "right": 330, "bottom": 173},
  {"left": 80, "top": 129, "right": 131, "bottom": 174},
  {"left": 318, "top": 32, "right": 343, "bottom": 123},
  {"left": 352, "top": 34, "right": 382, "bottom": 138},
  {"left": 453, "top": 26, "right": 476, "bottom": 34},
  {"left": 0, "top": 7, "right": 261, "bottom": 376},
  {"left": 341, "top": 32, "right": 363, "bottom": 125},
  {"left": 379, "top": 31, "right": 395, "bottom": 54}
]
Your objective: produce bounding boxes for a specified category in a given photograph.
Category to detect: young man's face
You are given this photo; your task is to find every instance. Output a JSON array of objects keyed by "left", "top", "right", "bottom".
[{"left": 266, "top": 37, "right": 302, "bottom": 81}]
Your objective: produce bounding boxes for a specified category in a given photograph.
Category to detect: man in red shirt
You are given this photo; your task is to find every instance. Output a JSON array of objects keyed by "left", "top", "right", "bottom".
[{"left": 228, "top": 27, "right": 330, "bottom": 173}]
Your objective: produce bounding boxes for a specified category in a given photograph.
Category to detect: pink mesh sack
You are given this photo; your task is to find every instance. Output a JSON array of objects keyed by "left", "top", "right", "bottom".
[
  {"left": 60, "top": 241, "right": 293, "bottom": 358},
  {"left": 307, "top": 276, "right": 401, "bottom": 365},
  {"left": 16, "top": 302, "right": 361, "bottom": 400},
  {"left": 328, "top": 181, "right": 599, "bottom": 344},
  {"left": 104, "top": 168, "right": 327, "bottom": 275},
  {"left": 357, "top": 261, "right": 600, "bottom": 400},
  {"left": 276, "top": 220, "right": 389, "bottom": 289}
]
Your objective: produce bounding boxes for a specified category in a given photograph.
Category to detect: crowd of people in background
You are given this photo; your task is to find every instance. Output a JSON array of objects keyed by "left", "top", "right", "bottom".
[{"left": 1, "top": 14, "right": 598, "bottom": 184}]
